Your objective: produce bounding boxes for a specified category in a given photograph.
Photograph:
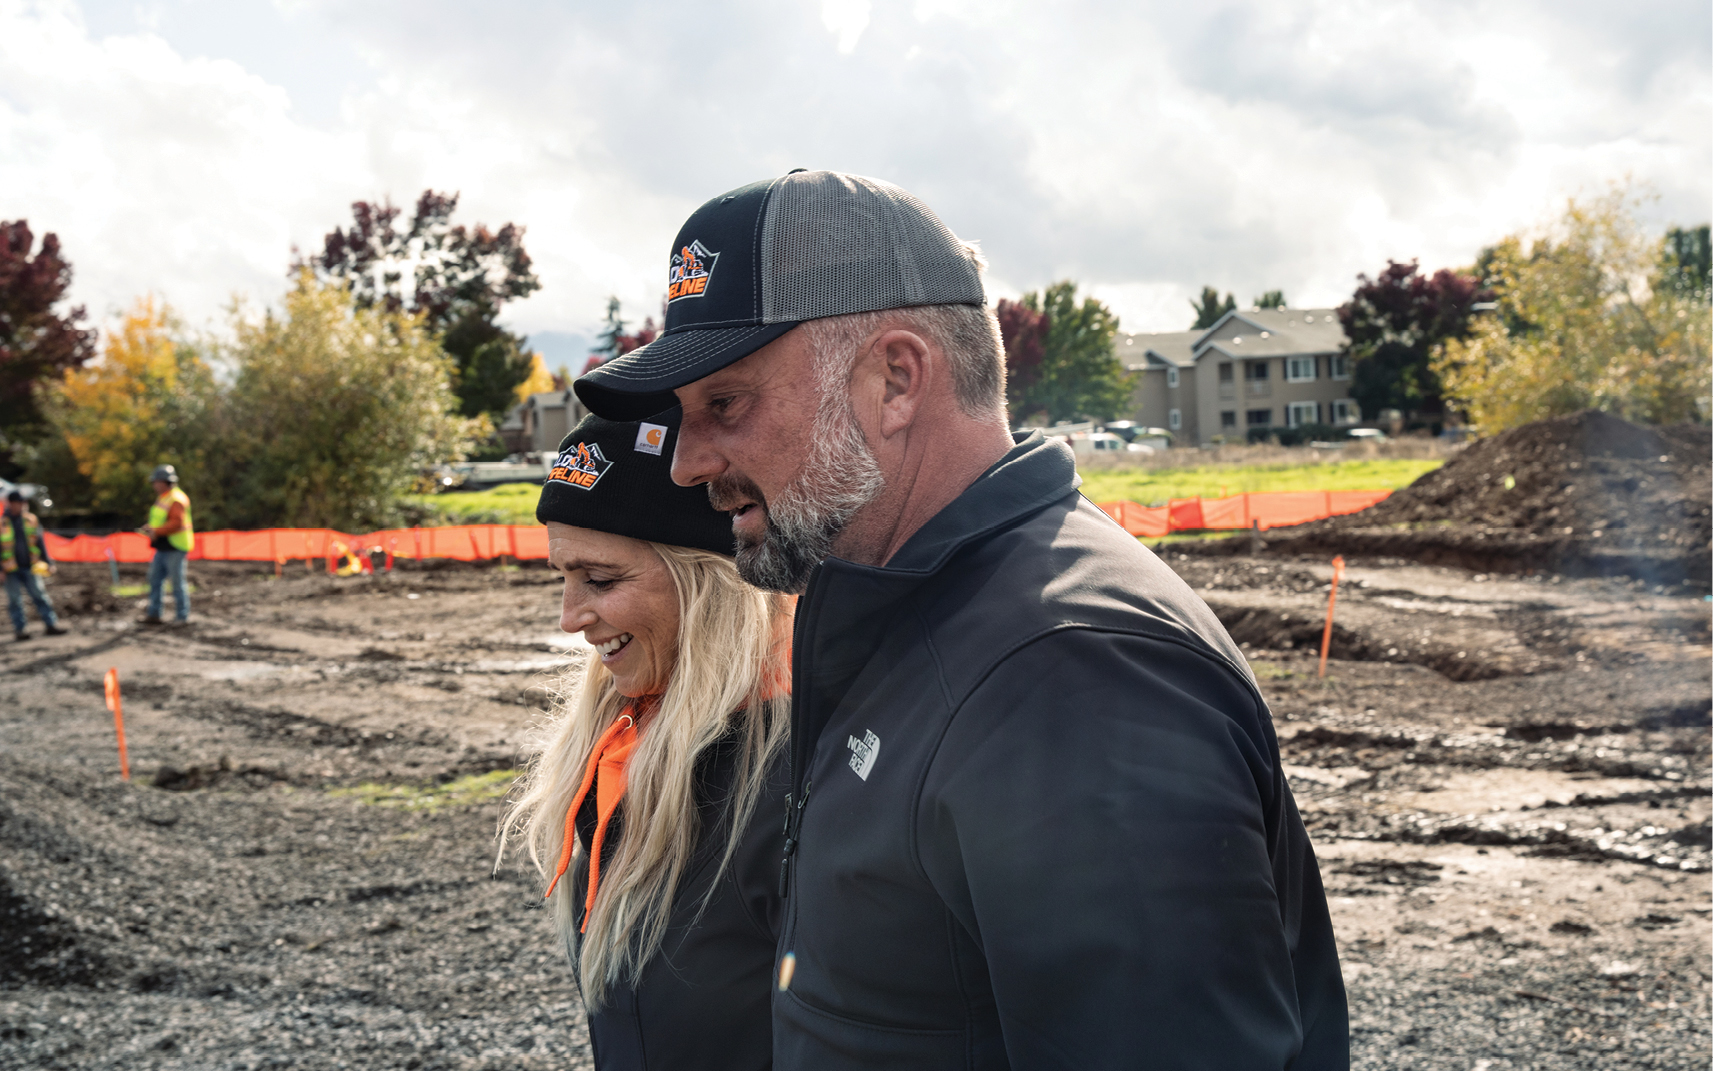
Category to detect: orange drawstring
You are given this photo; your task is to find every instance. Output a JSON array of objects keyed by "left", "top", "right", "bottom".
[{"left": 544, "top": 710, "right": 640, "bottom": 933}]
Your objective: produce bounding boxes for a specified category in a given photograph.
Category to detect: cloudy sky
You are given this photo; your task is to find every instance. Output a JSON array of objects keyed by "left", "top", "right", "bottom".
[{"left": 3, "top": 0, "right": 1708, "bottom": 366}]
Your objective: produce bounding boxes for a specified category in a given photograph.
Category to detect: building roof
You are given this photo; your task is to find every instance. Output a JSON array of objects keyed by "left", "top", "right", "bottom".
[
  {"left": 1192, "top": 308, "right": 1346, "bottom": 361},
  {"left": 1115, "top": 329, "right": 1200, "bottom": 370}
]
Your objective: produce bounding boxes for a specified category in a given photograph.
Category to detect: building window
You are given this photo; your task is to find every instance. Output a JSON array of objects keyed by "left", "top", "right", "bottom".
[
  {"left": 1287, "top": 401, "right": 1320, "bottom": 427},
  {"left": 1329, "top": 354, "right": 1350, "bottom": 379},
  {"left": 1220, "top": 410, "right": 1237, "bottom": 429},
  {"left": 1246, "top": 409, "right": 1272, "bottom": 426},
  {"left": 1331, "top": 399, "right": 1360, "bottom": 425},
  {"left": 1243, "top": 360, "right": 1269, "bottom": 381},
  {"left": 1218, "top": 362, "right": 1234, "bottom": 383},
  {"left": 1168, "top": 408, "right": 1181, "bottom": 430},
  {"left": 1166, "top": 367, "right": 1179, "bottom": 388},
  {"left": 1286, "top": 356, "right": 1316, "bottom": 382}
]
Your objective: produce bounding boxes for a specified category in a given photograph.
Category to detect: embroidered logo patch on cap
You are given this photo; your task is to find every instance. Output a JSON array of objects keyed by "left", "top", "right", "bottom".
[
  {"left": 634, "top": 422, "right": 668, "bottom": 456},
  {"left": 547, "top": 442, "right": 613, "bottom": 490},
  {"left": 667, "top": 240, "right": 719, "bottom": 302}
]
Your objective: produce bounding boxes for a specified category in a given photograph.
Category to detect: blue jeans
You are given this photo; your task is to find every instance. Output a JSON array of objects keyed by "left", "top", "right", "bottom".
[
  {"left": 5, "top": 570, "right": 59, "bottom": 632},
  {"left": 147, "top": 548, "right": 190, "bottom": 621}
]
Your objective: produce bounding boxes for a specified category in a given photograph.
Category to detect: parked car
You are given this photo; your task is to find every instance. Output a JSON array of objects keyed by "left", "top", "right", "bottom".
[{"left": 0, "top": 478, "right": 51, "bottom": 511}]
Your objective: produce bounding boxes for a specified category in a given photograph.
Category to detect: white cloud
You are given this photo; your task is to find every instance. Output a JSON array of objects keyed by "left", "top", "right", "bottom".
[
  {"left": 1, "top": 0, "right": 1706, "bottom": 344},
  {"left": 0, "top": 0, "right": 369, "bottom": 332},
  {"left": 822, "top": 0, "right": 872, "bottom": 54}
]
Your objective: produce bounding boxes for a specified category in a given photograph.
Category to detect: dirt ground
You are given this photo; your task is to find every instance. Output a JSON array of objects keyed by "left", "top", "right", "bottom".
[{"left": 2, "top": 551, "right": 1709, "bottom": 1070}]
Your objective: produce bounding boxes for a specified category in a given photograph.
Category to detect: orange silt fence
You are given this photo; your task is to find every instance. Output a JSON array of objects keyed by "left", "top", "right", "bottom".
[
  {"left": 43, "top": 524, "right": 553, "bottom": 565},
  {"left": 42, "top": 490, "right": 1393, "bottom": 562},
  {"left": 1097, "top": 489, "right": 1392, "bottom": 539}
]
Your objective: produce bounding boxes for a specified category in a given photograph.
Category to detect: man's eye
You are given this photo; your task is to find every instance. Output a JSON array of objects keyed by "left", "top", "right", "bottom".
[
  {"left": 584, "top": 577, "right": 615, "bottom": 591},
  {"left": 709, "top": 396, "right": 735, "bottom": 415}
]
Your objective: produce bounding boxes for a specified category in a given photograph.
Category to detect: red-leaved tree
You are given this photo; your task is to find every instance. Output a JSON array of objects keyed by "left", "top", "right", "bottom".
[
  {"left": 0, "top": 221, "right": 97, "bottom": 448},
  {"left": 1337, "top": 260, "right": 1488, "bottom": 422},
  {"left": 996, "top": 297, "right": 1049, "bottom": 422},
  {"left": 299, "top": 191, "right": 541, "bottom": 420}
]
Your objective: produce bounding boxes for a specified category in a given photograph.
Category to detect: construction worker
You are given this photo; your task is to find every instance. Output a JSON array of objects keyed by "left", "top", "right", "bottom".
[
  {"left": 141, "top": 464, "right": 194, "bottom": 625},
  {"left": 4, "top": 489, "right": 67, "bottom": 641}
]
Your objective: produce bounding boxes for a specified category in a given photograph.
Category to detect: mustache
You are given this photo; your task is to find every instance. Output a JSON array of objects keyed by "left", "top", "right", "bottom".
[{"left": 707, "top": 474, "right": 767, "bottom": 515}]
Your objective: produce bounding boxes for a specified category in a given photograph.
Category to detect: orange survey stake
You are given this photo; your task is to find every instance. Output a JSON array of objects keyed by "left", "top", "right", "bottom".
[
  {"left": 104, "top": 667, "right": 130, "bottom": 781},
  {"left": 1318, "top": 556, "right": 1345, "bottom": 679}
]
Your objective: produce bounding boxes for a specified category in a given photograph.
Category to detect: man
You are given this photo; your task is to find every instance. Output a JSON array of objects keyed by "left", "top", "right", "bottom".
[
  {"left": 576, "top": 171, "right": 1347, "bottom": 1069},
  {"left": 141, "top": 464, "right": 194, "bottom": 625},
  {"left": 4, "top": 490, "right": 67, "bottom": 641}
]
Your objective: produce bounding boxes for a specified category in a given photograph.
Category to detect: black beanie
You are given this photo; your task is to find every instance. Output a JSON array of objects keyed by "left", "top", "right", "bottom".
[{"left": 535, "top": 407, "right": 736, "bottom": 557}]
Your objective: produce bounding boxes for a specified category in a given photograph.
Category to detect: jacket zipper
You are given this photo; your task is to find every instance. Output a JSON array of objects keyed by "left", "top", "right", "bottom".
[
  {"left": 781, "top": 562, "right": 826, "bottom": 901},
  {"left": 778, "top": 778, "right": 812, "bottom": 898}
]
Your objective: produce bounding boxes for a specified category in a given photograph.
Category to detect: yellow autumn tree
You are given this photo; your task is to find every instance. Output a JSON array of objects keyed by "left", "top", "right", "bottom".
[
  {"left": 1433, "top": 189, "right": 1712, "bottom": 430},
  {"left": 513, "top": 351, "right": 557, "bottom": 404},
  {"left": 220, "top": 272, "right": 475, "bottom": 530},
  {"left": 49, "top": 296, "right": 218, "bottom": 519}
]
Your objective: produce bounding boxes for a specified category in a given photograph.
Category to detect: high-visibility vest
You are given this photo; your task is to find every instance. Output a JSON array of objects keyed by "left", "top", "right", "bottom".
[
  {"left": 149, "top": 487, "right": 195, "bottom": 552},
  {"left": 1, "top": 511, "right": 43, "bottom": 573}
]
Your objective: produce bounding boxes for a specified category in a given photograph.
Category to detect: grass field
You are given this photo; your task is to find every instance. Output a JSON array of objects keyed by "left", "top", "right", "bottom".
[
  {"left": 404, "top": 482, "right": 541, "bottom": 525},
  {"left": 1078, "top": 458, "right": 1442, "bottom": 506},
  {"left": 405, "top": 457, "right": 1444, "bottom": 526}
]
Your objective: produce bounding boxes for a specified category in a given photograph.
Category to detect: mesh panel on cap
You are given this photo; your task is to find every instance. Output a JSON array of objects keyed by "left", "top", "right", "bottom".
[{"left": 760, "top": 172, "right": 984, "bottom": 323}]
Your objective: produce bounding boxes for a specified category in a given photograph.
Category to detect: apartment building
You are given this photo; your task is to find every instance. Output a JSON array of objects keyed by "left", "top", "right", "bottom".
[
  {"left": 1121, "top": 308, "right": 1362, "bottom": 445},
  {"left": 498, "top": 389, "right": 589, "bottom": 456}
]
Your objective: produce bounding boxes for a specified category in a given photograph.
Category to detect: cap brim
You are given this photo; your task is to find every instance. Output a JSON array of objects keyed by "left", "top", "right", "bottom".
[{"left": 573, "top": 321, "right": 801, "bottom": 421}]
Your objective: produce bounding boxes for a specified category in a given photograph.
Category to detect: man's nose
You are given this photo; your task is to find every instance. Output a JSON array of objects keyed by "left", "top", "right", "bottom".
[{"left": 669, "top": 405, "right": 725, "bottom": 488}]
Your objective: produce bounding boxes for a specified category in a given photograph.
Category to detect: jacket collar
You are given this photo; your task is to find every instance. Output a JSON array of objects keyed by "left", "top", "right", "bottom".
[
  {"left": 789, "top": 433, "right": 1080, "bottom": 784},
  {"left": 885, "top": 431, "right": 1079, "bottom": 576}
]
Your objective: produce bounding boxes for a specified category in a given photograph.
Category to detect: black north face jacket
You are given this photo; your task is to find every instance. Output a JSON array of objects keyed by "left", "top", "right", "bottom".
[
  {"left": 571, "top": 733, "right": 788, "bottom": 1070},
  {"left": 773, "top": 434, "right": 1348, "bottom": 1070}
]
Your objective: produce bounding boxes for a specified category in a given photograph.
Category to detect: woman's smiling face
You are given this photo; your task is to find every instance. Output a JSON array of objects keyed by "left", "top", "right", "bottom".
[{"left": 547, "top": 523, "right": 681, "bottom": 699}]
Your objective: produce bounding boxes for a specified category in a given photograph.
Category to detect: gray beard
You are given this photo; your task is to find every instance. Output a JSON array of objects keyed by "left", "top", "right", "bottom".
[{"left": 709, "top": 394, "right": 883, "bottom": 594}]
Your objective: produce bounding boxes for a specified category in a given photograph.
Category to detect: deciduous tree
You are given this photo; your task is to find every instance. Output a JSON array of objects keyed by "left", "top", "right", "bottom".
[
  {"left": 513, "top": 352, "right": 557, "bottom": 404},
  {"left": 48, "top": 297, "right": 220, "bottom": 521},
  {"left": 222, "top": 273, "right": 475, "bottom": 530},
  {"left": 300, "top": 191, "right": 541, "bottom": 419},
  {"left": 1011, "top": 282, "right": 1129, "bottom": 424},
  {"left": 1433, "top": 192, "right": 1711, "bottom": 430},
  {"left": 1337, "top": 260, "right": 1487, "bottom": 423},
  {"left": 1254, "top": 290, "right": 1286, "bottom": 309},
  {"left": 0, "top": 221, "right": 96, "bottom": 471},
  {"left": 996, "top": 297, "right": 1047, "bottom": 423}
]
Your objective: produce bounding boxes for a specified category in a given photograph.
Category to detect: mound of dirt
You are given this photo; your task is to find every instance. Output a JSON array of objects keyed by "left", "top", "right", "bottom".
[
  {"left": 1192, "top": 411, "right": 1711, "bottom": 585},
  {"left": 1339, "top": 410, "right": 1708, "bottom": 546}
]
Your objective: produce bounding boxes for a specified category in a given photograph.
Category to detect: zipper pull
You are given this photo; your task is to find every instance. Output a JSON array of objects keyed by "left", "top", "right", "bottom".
[{"left": 779, "top": 781, "right": 813, "bottom": 898}]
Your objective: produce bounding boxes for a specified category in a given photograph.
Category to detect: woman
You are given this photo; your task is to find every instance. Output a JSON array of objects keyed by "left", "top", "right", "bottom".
[{"left": 504, "top": 409, "right": 793, "bottom": 1071}]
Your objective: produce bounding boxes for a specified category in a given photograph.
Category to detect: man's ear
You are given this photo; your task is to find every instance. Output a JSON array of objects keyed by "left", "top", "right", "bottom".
[{"left": 872, "top": 328, "right": 932, "bottom": 439}]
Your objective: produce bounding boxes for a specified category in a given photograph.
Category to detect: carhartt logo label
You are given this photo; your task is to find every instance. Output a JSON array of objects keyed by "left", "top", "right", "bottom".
[
  {"left": 634, "top": 422, "right": 668, "bottom": 456},
  {"left": 547, "top": 441, "right": 613, "bottom": 490},
  {"left": 667, "top": 239, "right": 719, "bottom": 302},
  {"left": 846, "top": 730, "right": 880, "bottom": 781}
]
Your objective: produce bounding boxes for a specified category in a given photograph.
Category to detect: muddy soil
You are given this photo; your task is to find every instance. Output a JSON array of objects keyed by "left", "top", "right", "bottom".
[
  {"left": 1192, "top": 411, "right": 1713, "bottom": 587},
  {"left": 2, "top": 555, "right": 1708, "bottom": 1070}
]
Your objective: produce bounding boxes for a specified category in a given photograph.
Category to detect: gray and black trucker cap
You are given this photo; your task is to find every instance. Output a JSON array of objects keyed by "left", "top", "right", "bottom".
[{"left": 574, "top": 169, "right": 986, "bottom": 420}]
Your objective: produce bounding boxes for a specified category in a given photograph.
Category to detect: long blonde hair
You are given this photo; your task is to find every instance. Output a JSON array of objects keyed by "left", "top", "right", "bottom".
[{"left": 502, "top": 543, "right": 792, "bottom": 1007}]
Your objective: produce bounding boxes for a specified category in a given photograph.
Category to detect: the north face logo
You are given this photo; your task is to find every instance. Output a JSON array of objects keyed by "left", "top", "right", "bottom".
[
  {"left": 547, "top": 441, "right": 613, "bottom": 490},
  {"left": 846, "top": 730, "right": 880, "bottom": 781},
  {"left": 668, "top": 240, "right": 719, "bottom": 302}
]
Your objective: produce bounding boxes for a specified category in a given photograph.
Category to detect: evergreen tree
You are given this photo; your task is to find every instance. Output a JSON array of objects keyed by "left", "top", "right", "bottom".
[{"left": 1190, "top": 286, "right": 1236, "bottom": 329}]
